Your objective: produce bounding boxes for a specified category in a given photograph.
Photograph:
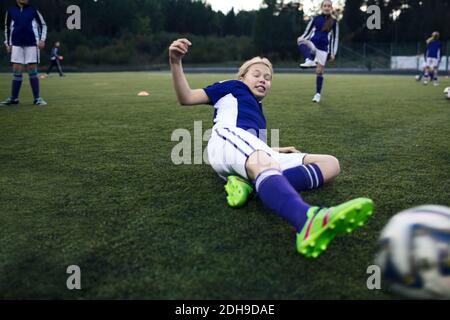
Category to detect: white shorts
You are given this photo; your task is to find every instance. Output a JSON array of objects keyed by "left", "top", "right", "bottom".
[
  {"left": 299, "top": 39, "right": 328, "bottom": 66},
  {"left": 11, "top": 46, "right": 40, "bottom": 64},
  {"left": 425, "top": 58, "right": 439, "bottom": 69},
  {"left": 207, "top": 126, "right": 308, "bottom": 181}
]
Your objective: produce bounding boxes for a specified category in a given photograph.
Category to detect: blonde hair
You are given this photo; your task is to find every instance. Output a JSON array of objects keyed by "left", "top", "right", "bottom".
[
  {"left": 427, "top": 31, "right": 440, "bottom": 44},
  {"left": 237, "top": 57, "right": 273, "bottom": 79}
]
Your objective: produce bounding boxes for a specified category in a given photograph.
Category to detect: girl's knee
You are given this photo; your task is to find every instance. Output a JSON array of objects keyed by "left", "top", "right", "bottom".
[
  {"left": 328, "top": 155, "right": 341, "bottom": 176},
  {"left": 307, "top": 154, "right": 340, "bottom": 181},
  {"left": 12, "top": 64, "right": 23, "bottom": 73},
  {"left": 321, "top": 155, "right": 340, "bottom": 180},
  {"left": 316, "top": 66, "right": 325, "bottom": 75},
  {"left": 246, "top": 150, "right": 280, "bottom": 181}
]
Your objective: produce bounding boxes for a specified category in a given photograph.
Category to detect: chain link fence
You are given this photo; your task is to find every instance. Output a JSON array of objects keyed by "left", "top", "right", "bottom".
[
  {"left": 0, "top": 41, "right": 449, "bottom": 73},
  {"left": 335, "top": 41, "right": 450, "bottom": 73}
]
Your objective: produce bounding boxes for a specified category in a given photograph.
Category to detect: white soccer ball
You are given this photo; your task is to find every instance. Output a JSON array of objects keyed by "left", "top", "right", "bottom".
[
  {"left": 415, "top": 75, "right": 421, "bottom": 81},
  {"left": 376, "top": 205, "right": 450, "bottom": 299},
  {"left": 444, "top": 87, "right": 450, "bottom": 99}
]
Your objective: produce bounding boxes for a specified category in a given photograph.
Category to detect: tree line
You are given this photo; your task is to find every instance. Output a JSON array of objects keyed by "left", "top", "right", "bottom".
[{"left": 0, "top": 0, "right": 448, "bottom": 66}]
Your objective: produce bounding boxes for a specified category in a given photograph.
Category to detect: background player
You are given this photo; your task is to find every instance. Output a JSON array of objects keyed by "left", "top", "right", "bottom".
[
  {"left": 44, "top": 41, "right": 64, "bottom": 77},
  {"left": 297, "top": 0, "right": 339, "bottom": 103},
  {"left": 1, "top": 0, "right": 47, "bottom": 106},
  {"left": 423, "top": 31, "right": 441, "bottom": 86},
  {"left": 169, "top": 38, "right": 373, "bottom": 258}
]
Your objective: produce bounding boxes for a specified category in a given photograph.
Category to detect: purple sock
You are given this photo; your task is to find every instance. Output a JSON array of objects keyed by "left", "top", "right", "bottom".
[
  {"left": 28, "top": 71, "right": 40, "bottom": 100},
  {"left": 298, "top": 44, "right": 312, "bottom": 60},
  {"left": 255, "top": 169, "right": 311, "bottom": 231},
  {"left": 11, "top": 72, "right": 23, "bottom": 100},
  {"left": 283, "top": 163, "right": 324, "bottom": 192},
  {"left": 316, "top": 74, "right": 324, "bottom": 94}
]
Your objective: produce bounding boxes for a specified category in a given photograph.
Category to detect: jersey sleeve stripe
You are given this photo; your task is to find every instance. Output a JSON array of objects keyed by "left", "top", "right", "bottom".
[
  {"left": 300, "top": 19, "right": 314, "bottom": 40},
  {"left": 4, "top": 11, "right": 11, "bottom": 46},
  {"left": 35, "top": 10, "right": 47, "bottom": 41}
]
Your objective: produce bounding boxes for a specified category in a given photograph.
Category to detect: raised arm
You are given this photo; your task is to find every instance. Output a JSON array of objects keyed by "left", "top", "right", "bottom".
[{"left": 169, "top": 38, "right": 209, "bottom": 106}]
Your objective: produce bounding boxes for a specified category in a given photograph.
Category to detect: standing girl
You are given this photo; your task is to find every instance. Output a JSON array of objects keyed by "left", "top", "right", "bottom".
[
  {"left": 423, "top": 31, "right": 441, "bottom": 86},
  {"left": 297, "top": 0, "right": 339, "bottom": 103}
]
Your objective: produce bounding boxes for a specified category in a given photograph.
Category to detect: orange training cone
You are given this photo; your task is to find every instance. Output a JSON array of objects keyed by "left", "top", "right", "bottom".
[{"left": 137, "top": 91, "right": 150, "bottom": 96}]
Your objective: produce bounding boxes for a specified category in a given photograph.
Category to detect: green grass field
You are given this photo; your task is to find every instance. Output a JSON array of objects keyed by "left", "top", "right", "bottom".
[{"left": 0, "top": 72, "right": 449, "bottom": 299}]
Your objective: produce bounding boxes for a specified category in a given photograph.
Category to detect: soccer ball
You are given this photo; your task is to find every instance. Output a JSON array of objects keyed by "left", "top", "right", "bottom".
[
  {"left": 376, "top": 205, "right": 450, "bottom": 299},
  {"left": 415, "top": 75, "right": 421, "bottom": 81},
  {"left": 444, "top": 87, "right": 450, "bottom": 99}
]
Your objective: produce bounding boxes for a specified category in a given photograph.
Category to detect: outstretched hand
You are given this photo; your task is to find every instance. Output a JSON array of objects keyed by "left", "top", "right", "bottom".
[{"left": 169, "top": 38, "right": 192, "bottom": 64}]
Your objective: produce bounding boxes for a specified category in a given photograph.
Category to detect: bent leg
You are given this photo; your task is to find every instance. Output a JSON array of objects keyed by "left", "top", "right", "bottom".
[
  {"left": 297, "top": 39, "right": 316, "bottom": 60},
  {"left": 279, "top": 153, "right": 340, "bottom": 193},
  {"left": 303, "top": 154, "right": 340, "bottom": 183},
  {"left": 247, "top": 150, "right": 311, "bottom": 231}
]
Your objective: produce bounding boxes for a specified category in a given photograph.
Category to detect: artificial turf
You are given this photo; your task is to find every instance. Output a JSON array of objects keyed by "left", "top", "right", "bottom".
[{"left": 0, "top": 72, "right": 449, "bottom": 299}]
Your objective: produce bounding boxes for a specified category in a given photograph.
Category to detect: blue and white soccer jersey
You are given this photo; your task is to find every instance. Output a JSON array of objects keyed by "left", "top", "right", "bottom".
[
  {"left": 298, "top": 14, "right": 339, "bottom": 66},
  {"left": 4, "top": 4, "right": 47, "bottom": 64},
  {"left": 425, "top": 40, "right": 441, "bottom": 69},
  {"left": 204, "top": 80, "right": 307, "bottom": 181}
]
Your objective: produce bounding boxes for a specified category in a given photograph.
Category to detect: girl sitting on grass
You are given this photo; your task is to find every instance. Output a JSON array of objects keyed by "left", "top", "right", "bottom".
[{"left": 169, "top": 38, "right": 374, "bottom": 258}]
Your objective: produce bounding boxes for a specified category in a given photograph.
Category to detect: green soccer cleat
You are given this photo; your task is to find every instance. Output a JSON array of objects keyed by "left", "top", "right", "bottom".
[
  {"left": 224, "top": 175, "right": 254, "bottom": 208},
  {"left": 0, "top": 97, "right": 19, "bottom": 106},
  {"left": 297, "top": 198, "right": 374, "bottom": 258}
]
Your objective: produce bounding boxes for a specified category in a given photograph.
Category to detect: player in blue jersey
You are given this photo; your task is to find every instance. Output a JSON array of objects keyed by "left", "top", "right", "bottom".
[
  {"left": 423, "top": 32, "right": 441, "bottom": 86},
  {"left": 1, "top": 0, "right": 47, "bottom": 106},
  {"left": 169, "top": 38, "right": 374, "bottom": 258},
  {"left": 297, "top": 0, "right": 339, "bottom": 103}
]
